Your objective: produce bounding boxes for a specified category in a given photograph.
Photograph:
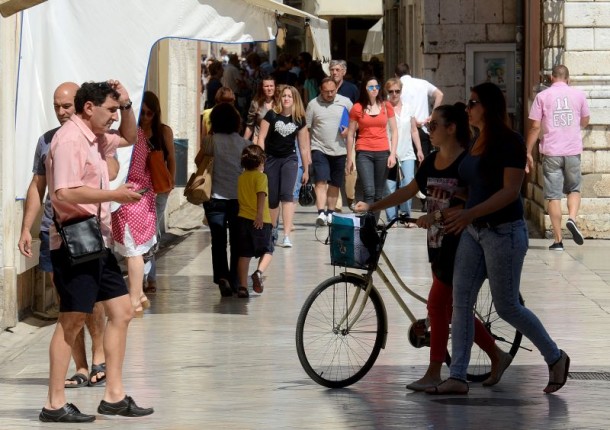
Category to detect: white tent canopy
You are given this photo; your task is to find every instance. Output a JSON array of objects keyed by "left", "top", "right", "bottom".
[
  {"left": 13, "top": 0, "right": 329, "bottom": 197},
  {"left": 362, "top": 17, "right": 383, "bottom": 62}
]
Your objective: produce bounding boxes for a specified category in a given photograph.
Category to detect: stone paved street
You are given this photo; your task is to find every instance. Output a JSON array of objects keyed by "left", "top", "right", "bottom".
[{"left": 1, "top": 207, "right": 609, "bottom": 429}]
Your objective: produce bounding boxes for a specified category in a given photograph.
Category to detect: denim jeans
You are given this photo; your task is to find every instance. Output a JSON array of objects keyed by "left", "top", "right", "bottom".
[
  {"left": 384, "top": 159, "right": 415, "bottom": 220},
  {"left": 450, "top": 219, "right": 561, "bottom": 380},
  {"left": 203, "top": 198, "right": 240, "bottom": 291},
  {"left": 356, "top": 150, "right": 389, "bottom": 206}
]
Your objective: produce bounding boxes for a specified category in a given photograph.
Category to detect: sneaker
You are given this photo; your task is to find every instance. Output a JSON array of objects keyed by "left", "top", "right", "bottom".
[
  {"left": 281, "top": 236, "right": 293, "bottom": 248},
  {"left": 39, "top": 403, "right": 96, "bottom": 423},
  {"left": 98, "top": 395, "right": 154, "bottom": 417},
  {"left": 566, "top": 218, "right": 584, "bottom": 245},
  {"left": 549, "top": 241, "right": 564, "bottom": 251},
  {"left": 271, "top": 227, "right": 278, "bottom": 245},
  {"left": 251, "top": 270, "right": 264, "bottom": 293},
  {"left": 316, "top": 213, "right": 327, "bottom": 226}
]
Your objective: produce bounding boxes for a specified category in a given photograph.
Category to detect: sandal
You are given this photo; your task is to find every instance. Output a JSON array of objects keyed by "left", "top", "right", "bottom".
[
  {"left": 140, "top": 295, "right": 151, "bottom": 309},
  {"left": 218, "top": 279, "right": 233, "bottom": 298},
  {"left": 251, "top": 270, "right": 264, "bottom": 294},
  {"left": 65, "top": 372, "right": 89, "bottom": 388},
  {"left": 143, "top": 280, "right": 157, "bottom": 293},
  {"left": 425, "top": 377, "right": 469, "bottom": 395},
  {"left": 237, "top": 286, "right": 249, "bottom": 298},
  {"left": 544, "top": 350, "right": 570, "bottom": 394},
  {"left": 88, "top": 363, "right": 106, "bottom": 387}
]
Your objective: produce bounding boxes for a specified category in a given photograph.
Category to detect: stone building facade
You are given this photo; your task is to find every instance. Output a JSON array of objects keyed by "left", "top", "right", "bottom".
[{"left": 384, "top": 0, "right": 610, "bottom": 239}]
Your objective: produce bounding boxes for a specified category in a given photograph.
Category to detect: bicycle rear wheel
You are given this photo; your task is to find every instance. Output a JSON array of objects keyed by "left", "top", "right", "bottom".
[
  {"left": 452, "top": 283, "right": 523, "bottom": 382},
  {"left": 296, "top": 273, "right": 386, "bottom": 388}
]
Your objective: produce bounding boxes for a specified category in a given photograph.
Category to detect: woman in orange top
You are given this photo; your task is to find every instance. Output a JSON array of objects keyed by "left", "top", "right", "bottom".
[{"left": 347, "top": 76, "right": 398, "bottom": 213}]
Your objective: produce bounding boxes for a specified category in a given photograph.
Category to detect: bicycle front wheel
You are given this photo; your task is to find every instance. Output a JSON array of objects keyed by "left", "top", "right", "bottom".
[
  {"left": 296, "top": 273, "right": 386, "bottom": 388},
  {"left": 464, "top": 283, "right": 524, "bottom": 382}
]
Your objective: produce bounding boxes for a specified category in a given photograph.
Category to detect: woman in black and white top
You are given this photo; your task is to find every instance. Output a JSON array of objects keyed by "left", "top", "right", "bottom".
[{"left": 257, "top": 85, "right": 311, "bottom": 248}]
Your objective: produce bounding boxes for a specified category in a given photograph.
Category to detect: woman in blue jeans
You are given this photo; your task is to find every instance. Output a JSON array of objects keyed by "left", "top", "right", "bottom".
[
  {"left": 346, "top": 77, "right": 397, "bottom": 219},
  {"left": 427, "top": 82, "right": 569, "bottom": 395}
]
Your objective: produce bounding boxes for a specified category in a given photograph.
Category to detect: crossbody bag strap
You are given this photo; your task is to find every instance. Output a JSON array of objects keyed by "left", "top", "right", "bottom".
[{"left": 52, "top": 177, "right": 102, "bottom": 228}]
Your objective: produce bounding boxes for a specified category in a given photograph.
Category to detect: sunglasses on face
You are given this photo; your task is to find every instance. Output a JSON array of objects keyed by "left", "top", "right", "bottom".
[
  {"left": 367, "top": 85, "right": 380, "bottom": 91},
  {"left": 141, "top": 110, "right": 154, "bottom": 118},
  {"left": 428, "top": 120, "right": 444, "bottom": 132},
  {"left": 387, "top": 89, "right": 401, "bottom": 95},
  {"left": 467, "top": 99, "right": 481, "bottom": 109}
]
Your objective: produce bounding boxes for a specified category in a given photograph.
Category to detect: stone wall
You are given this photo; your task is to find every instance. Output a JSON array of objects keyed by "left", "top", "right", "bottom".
[
  {"left": 526, "top": 0, "right": 610, "bottom": 239},
  {"left": 420, "top": 0, "right": 517, "bottom": 103}
]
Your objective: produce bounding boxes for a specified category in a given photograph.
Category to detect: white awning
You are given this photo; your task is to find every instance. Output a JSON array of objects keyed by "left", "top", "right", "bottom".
[
  {"left": 13, "top": 0, "right": 330, "bottom": 197},
  {"left": 362, "top": 18, "right": 383, "bottom": 62},
  {"left": 313, "top": 0, "right": 382, "bottom": 17},
  {"left": 0, "top": 0, "right": 46, "bottom": 17},
  {"left": 245, "top": 0, "right": 330, "bottom": 64}
]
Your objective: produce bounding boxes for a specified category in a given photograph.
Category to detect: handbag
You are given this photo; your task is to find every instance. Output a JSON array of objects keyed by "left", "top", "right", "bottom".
[
  {"left": 298, "top": 182, "right": 316, "bottom": 207},
  {"left": 53, "top": 200, "right": 104, "bottom": 266},
  {"left": 147, "top": 139, "right": 173, "bottom": 194},
  {"left": 184, "top": 135, "right": 214, "bottom": 205}
]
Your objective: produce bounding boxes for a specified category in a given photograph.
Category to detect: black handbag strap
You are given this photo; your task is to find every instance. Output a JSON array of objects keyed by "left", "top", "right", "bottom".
[{"left": 52, "top": 178, "right": 102, "bottom": 231}]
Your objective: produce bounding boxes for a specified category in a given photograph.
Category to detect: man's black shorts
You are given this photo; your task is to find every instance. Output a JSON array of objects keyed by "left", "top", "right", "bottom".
[
  {"left": 312, "top": 150, "right": 346, "bottom": 188},
  {"left": 51, "top": 247, "right": 128, "bottom": 313}
]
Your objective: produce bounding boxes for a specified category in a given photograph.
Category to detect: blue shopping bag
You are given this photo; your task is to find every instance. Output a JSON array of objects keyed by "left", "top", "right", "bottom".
[{"left": 329, "top": 213, "right": 372, "bottom": 269}]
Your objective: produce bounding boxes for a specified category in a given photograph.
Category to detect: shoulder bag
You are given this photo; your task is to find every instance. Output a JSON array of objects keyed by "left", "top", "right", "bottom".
[
  {"left": 184, "top": 135, "right": 214, "bottom": 205},
  {"left": 147, "top": 137, "right": 173, "bottom": 194},
  {"left": 52, "top": 181, "right": 105, "bottom": 266}
]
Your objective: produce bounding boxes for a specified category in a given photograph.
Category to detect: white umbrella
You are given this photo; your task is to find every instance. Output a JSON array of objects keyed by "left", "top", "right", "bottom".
[{"left": 362, "top": 17, "right": 383, "bottom": 62}]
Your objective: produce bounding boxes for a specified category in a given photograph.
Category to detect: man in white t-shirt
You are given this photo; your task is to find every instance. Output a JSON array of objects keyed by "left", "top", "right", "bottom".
[{"left": 526, "top": 65, "right": 590, "bottom": 251}]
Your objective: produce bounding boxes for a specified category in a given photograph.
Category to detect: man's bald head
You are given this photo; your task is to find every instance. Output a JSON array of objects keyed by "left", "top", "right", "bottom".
[{"left": 53, "top": 82, "right": 79, "bottom": 125}]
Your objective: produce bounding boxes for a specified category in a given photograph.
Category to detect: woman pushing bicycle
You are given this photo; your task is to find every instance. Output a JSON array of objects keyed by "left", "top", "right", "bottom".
[{"left": 355, "top": 103, "right": 511, "bottom": 391}]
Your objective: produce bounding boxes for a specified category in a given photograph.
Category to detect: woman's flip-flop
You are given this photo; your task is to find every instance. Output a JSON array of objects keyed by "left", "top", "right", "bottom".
[
  {"left": 88, "top": 363, "right": 106, "bottom": 387},
  {"left": 65, "top": 373, "right": 88, "bottom": 388},
  {"left": 544, "top": 350, "right": 570, "bottom": 394},
  {"left": 425, "top": 378, "right": 469, "bottom": 395}
]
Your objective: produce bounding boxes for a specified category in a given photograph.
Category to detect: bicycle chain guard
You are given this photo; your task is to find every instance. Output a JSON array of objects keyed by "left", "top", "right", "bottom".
[{"left": 408, "top": 319, "right": 431, "bottom": 348}]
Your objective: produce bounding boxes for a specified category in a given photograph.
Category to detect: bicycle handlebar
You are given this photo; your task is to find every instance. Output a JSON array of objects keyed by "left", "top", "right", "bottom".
[
  {"left": 385, "top": 213, "right": 419, "bottom": 230},
  {"left": 350, "top": 211, "right": 420, "bottom": 231}
]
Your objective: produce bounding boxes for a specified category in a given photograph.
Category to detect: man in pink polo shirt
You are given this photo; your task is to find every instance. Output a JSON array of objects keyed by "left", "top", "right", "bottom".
[
  {"left": 39, "top": 81, "right": 153, "bottom": 423},
  {"left": 526, "top": 65, "right": 590, "bottom": 251}
]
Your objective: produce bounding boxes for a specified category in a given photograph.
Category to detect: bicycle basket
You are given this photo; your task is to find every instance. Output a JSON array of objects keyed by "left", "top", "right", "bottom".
[{"left": 329, "top": 213, "right": 378, "bottom": 269}]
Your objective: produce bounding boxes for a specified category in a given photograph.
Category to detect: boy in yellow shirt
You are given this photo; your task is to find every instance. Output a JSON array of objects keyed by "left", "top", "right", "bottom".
[{"left": 236, "top": 145, "right": 274, "bottom": 298}]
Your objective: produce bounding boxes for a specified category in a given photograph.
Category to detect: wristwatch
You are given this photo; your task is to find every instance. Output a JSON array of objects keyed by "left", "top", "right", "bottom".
[
  {"left": 433, "top": 210, "right": 443, "bottom": 222},
  {"left": 120, "top": 99, "right": 132, "bottom": 110}
]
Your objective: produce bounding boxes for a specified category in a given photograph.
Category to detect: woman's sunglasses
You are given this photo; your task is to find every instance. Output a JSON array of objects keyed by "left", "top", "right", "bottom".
[
  {"left": 428, "top": 120, "right": 444, "bottom": 132},
  {"left": 467, "top": 99, "right": 481, "bottom": 109},
  {"left": 141, "top": 110, "right": 155, "bottom": 118},
  {"left": 367, "top": 85, "right": 380, "bottom": 91},
  {"left": 387, "top": 89, "right": 401, "bottom": 95}
]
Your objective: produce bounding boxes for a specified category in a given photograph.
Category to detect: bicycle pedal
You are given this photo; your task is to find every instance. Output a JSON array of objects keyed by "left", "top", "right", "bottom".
[{"left": 408, "top": 319, "right": 431, "bottom": 348}]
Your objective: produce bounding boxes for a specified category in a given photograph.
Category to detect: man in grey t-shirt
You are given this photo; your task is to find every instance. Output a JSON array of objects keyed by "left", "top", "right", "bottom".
[{"left": 306, "top": 77, "right": 353, "bottom": 225}]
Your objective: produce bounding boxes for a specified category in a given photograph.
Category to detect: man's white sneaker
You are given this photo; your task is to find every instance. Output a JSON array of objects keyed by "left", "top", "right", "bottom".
[
  {"left": 316, "top": 213, "right": 327, "bottom": 226},
  {"left": 281, "top": 236, "right": 293, "bottom": 248}
]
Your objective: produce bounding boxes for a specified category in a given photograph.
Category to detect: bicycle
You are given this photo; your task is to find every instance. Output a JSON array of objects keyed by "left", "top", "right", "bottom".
[{"left": 296, "top": 212, "right": 524, "bottom": 388}]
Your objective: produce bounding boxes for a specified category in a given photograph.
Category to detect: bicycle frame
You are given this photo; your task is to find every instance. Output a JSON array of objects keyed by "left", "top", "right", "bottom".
[{"left": 335, "top": 215, "right": 428, "bottom": 335}]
